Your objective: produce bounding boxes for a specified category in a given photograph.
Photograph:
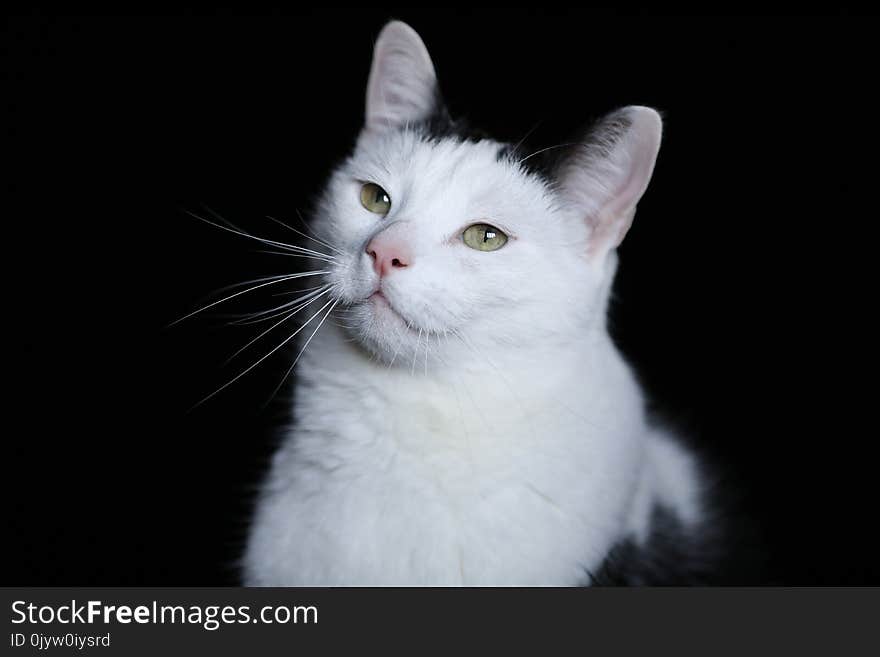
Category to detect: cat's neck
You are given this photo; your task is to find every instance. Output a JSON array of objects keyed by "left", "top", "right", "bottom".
[{"left": 298, "top": 311, "right": 644, "bottom": 451}]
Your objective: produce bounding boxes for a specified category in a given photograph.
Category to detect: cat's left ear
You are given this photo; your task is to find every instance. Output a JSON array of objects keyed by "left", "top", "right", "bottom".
[
  {"left": 365, "top": 21, "right": 442, "bottom": 133},
  {"left": 558, "top": 106, "right": 663, "bottom": 258}
]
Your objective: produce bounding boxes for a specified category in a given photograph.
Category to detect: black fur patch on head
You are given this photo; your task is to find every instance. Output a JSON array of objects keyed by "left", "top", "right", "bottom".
[
  {"left": 412, "top": 90, "right": 492, "bottom": 144},
  {"left": 409, "top": 97, "right": 611, "bottom": 191},
  {"left": 496, "top": 140, "right": 563, "bottom": 186},
  {"left": 409, "top": 104, "right": 558, "bottom": 192},
  {"left": 498, "top": 109, "right": 641, "bottom": 190}
]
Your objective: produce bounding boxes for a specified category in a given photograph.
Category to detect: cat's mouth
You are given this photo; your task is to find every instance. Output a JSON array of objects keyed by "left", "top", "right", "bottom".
[
  {"left": 365, "top": 289, "right": 426, "bottom": 334},
  {"left": 369, "top": 290, "right": 407, "bottom": 323}
]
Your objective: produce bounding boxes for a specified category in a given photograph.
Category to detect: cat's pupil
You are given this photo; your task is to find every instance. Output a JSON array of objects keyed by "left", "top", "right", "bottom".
[{"left": 484, "top": 230, "right": 495, "bottom": 242}]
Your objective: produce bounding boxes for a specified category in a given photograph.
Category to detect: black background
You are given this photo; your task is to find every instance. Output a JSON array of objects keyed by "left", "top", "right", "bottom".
[{"left": 5, "top": 9, "right": 876, "bottom": 584}]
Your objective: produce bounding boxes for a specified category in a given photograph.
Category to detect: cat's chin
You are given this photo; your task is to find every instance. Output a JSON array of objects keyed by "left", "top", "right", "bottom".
[
  {"left": 368, "top": 291, "right": 422, "bottom": 337},
  {"left": 341, "top": 292, "right": 448, "bottom": 367},
  {"left": 369, "top": 290, "right": 403, "bottom": 322}
]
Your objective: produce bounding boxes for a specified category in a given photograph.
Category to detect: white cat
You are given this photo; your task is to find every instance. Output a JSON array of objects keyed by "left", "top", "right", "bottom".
[{"left": 242, "top": 21, "right": 707, "bottom": 585}]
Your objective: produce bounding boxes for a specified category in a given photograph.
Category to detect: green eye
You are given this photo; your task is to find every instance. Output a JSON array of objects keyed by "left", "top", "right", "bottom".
[
  {"left": 462, "top": 223, "right": 508, "bottom": 252},
  {"left": 360, "top": 182, "right": 391, "bottom": 215}
]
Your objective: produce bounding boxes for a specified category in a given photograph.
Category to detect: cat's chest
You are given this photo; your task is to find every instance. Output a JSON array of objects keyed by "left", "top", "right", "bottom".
[
  {"left": 281, "top": 432, "right": 606, "bottom": 585},
  {"left": 256, "top": 374, "right": 641, "bottom": 585}
]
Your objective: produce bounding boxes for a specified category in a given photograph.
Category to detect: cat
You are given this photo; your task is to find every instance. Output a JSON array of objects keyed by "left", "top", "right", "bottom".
[{"left": 242, "top": 20, "right": 724, "bottom": 585}]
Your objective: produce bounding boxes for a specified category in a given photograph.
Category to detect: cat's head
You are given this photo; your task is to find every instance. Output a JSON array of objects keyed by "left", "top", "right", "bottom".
[{"left": 316, "top": 21, "right": 662, "bottom": 368}]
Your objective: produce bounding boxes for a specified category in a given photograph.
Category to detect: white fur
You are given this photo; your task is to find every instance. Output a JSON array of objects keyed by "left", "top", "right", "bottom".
[
  {"left": 242, "top": 22, "right": 702, "bottom": 586},
  {"left": 365, "top": 22, "right": 438, "bottom": 133}
]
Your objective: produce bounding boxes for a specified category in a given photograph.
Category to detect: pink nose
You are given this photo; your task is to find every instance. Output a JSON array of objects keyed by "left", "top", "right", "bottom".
[{"left": 366, "top": 235, "right": 412, "bottom": 277}]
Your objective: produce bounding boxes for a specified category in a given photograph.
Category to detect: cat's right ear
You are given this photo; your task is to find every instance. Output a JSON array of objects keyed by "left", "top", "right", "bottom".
[{"left": 365, "top": 21, "right": 441, "bottom": 133}]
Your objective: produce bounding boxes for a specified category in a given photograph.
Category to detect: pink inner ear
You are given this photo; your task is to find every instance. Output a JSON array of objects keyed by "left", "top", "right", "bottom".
[
  {"left": 365, "top": 22, "right": 438, "bottom": 132},
  {"left": 588, "top": 206, "right": 637, "bottom": 256},
  {"left": 566, "top": 107, "right": 662, "bottom": 257}
]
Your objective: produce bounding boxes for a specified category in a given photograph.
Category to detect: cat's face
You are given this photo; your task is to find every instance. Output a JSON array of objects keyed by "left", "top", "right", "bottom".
[
  {"left": 318, "top": 131, "right": 594, "bottom": 366},
  {"left": 314, "top": 22, "right": 662, "bottom": 368}
]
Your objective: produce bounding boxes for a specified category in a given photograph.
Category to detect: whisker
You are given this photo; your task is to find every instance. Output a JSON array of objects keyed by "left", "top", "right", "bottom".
[
  {"left": 294, "top": 209, "right": 337, "bottom": 246},
  {"left": 262, "top": 296, "right": 341, "bottom": 407},
  {"left": 202, "top": 273, "right": 315, "bottom": 297},
  {"left": 267, "top": 214, "right": 345, "bottom": 256},
  {"left": 227, "top": 285, "right": 330, "bottom": 325},
  {"left": 253, "top": 239, "right": 338, "bottom": 259},
  {"left": 191, "top": 296, "right": 337, "bottom": 409},
  {"left": 203, "top": 205, "right": 326, "bottom": 257},
  {"left": 169, "top": 271, "right": 327, "bottom": 326},
  {"left": 257, "top": 242, "right": 338, "bottom": 259},
  {"left": 424, "top": 330, "right": 429, "bottom": 376},
  {"left": 518, "top": 141, "right": 578, "bottom": 165},
  {"left": 224, "top": 287, "right": 334, "bottom": 364},
  {"left": 187, "top": 210, "right": 336, "bottom": 260},
  {"left": 268, "top": 284, "right": 325, "bottom": 298},
  {"left": 230, "top": 293, "right": 324, "bottom": 326},
  {"left": 511, "top": 119, "right": 543, "bottom": 154},
  {"left": 254, "top": 249, "right": 337, "bottom": 264},
  {"left": 412, "top": 328, "right": 422, "bottom": 376},
  {"left": 387, "top": 329, "right": 404, "bottom": 369},
  {"left": 227, "top": 283, "right": 330, "bottom": 324}
]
